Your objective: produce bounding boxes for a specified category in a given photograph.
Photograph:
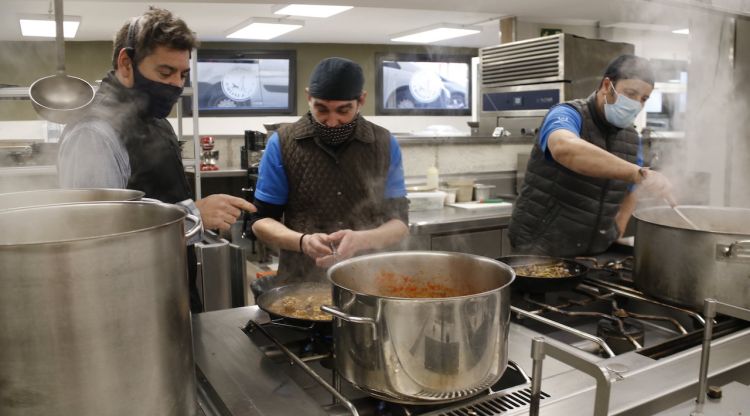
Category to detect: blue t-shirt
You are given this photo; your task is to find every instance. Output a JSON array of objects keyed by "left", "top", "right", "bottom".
[
  {"left": 255, "top": 133, "right": 407, "bottom": 205},
  {"left": 539, "top": 104, "right": 643, "bottom": 190}
]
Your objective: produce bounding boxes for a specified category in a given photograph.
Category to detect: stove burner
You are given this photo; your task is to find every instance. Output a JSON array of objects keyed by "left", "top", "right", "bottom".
[{"left": 597, "top": 318, "right": 645, "bottom": 354}]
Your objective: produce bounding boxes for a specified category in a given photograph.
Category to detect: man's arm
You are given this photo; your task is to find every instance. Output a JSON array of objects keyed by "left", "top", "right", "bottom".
[
  {"left": 58, "top": 123, "right": 130, "bottom": 189},
  {"left": 547, "top": 129, "right": 641, "bottom": 183},
  {"left": 615, "top": 191, "right": 638, "bottom": 237}
]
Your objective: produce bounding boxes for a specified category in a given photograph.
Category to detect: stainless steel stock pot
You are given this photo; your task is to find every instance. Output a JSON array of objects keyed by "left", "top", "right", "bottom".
[
  {"left": 322, "top": 251, "right": 515, "bottom": 404},
  {"left": 0, "top": 201, "right": 200, "bottom": 416}
]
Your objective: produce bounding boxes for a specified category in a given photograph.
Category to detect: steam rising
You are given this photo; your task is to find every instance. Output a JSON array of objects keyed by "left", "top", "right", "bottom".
[{"left": 663, "top": 6, "right": 747, "bottom": 207}]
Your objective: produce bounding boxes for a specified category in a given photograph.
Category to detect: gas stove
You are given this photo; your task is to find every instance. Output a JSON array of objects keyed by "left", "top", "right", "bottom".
[{"left": 192, "top": 249, "right": 750, "bottom": 416}]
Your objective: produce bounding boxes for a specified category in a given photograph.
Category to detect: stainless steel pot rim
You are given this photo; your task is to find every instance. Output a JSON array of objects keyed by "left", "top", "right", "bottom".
[
  {"left": 0, "top": 187, "right": 145, "bottom": 200},
  {"left": 634, "top": 205, "right": 750, "bottom": 235},
  {"left": 0, "top": 201, "right": 186, "bottom": 247},
  {"left": 327, "top": 251, "right": 515, "bottom": 301}
]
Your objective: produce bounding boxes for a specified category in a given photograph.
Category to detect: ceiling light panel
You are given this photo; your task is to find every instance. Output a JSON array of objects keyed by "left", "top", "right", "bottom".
[
  {"left": 273, "top": 4, "right": 353, "bottom": 18},
  {"left": 672, "top": 28, "right": 689, "bottom": 35},
  {"left": 391, "top": 24, "right": 481, "bottom": 44},
  {"left": 19, "top": 15, "right": 80, "bottom": 38},
  {"left": 226, "top": 18, "right": 304, "bottom": 40}
]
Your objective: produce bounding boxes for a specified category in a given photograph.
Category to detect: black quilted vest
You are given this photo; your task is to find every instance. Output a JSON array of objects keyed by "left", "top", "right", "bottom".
[
  {"left": 508, "top": 93, "right": 639, "bottom": 257},
  {"left": 276, "top": 115, "right": 392, "bottom": 282},
  {"left": 63, "top": 72, "right": 192, "bottom": 204}
]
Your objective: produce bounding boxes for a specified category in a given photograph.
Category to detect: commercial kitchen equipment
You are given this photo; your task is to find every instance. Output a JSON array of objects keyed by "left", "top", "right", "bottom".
[
  {"left": 477, "top": 34, "right": 634, "bottom": 138},
  {"left": 0, "top": 201, "right": 201, "bottom": 416},
  {"left": 633, "top": 205, "right": 750, "bottom": 309},
  {"left": 191, "top": 246, "right": 750, "bottom": 415},
  {"left": 322, "top": 251, "right": 514, "bottom": 404}
]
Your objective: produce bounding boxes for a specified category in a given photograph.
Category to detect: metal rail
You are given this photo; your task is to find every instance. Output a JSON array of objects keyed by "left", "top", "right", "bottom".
[
  {"left": 585, "top": 277, "right": 706, "bottom": 325},
  {"left": 246, "top": 321, "right": 359, "bottom": 416},
  {"left": 692, "top": 299, "right": 750, "bottom": 416},
  {"left": 530, "top": 337, "right": 612, "bottom": 416},
  {"left": 512, "top": 306, "right": 616, "bottom": 358}
]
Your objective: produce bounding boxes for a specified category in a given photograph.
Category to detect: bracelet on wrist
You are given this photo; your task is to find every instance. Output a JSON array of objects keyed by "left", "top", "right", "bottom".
[{"left": 299, "top": 233, "right": 308, "bottom": 253}]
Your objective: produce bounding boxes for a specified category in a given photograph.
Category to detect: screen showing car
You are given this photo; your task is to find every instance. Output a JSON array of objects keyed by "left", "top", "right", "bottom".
[
  {"left": 377, "top": 57, "right": 471, "bottom": 115},
  {"left": 183, "top": 50, "right": 296, "bottom": 116}
]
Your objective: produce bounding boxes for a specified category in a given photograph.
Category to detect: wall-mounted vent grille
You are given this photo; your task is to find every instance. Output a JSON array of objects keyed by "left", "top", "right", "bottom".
[
  {"left": 481, "top": 35, "right": 562, "bottom": 87},
  {"left": 428, "top": 388, "right": 550, "bottom": 416}
]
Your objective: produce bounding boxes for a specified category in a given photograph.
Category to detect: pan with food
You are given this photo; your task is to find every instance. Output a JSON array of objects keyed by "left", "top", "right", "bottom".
[
  {"left": 496, "top": 255, "right": 589, "bottom": 293},
  {"left": 255, "top": 282, "right": 333, "bottom": 322}
]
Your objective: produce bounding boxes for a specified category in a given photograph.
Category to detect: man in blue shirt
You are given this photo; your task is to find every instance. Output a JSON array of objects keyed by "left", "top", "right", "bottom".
[
  {"left": 509, "top": 55, "right": 675, "bottom": 257},
  {"left": 251, "top": 57, "right": 408, "bottom": 282}
]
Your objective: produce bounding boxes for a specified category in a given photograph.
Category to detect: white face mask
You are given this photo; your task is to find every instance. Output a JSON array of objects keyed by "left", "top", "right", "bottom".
[{"left": 604, "top": 83, "right": 642, "bottom": 128}]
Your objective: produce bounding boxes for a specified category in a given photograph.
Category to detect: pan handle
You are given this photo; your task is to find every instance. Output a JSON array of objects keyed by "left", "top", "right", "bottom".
[
  {"left": 320, "top": 305, "right": 378, "bottom": 341},
  {"left": 184, "top": 213, "right": 203, "bottom": 240}
]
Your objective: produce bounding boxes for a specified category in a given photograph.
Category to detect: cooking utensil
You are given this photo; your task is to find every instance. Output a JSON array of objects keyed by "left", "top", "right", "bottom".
[
  {"left": 497, "top": 255, "right": 589, "bottom": 293},
  {"left": 634, "top": 205, "right": 750, "bottom": 310},
  {"left": 670, "top": 204, "right": 700, "bottom": 230},
  {"left": 28, "top": 0, "right": 95, "bottom": 123},
  {"left": 0, "top": 201, "right": 200, "bottom": 416},
  {"left": 256, "top": 282, "right": 333, "bottom": 322},
  {"left": 321, "top": 251, "right": 514, "bottom": 405}
]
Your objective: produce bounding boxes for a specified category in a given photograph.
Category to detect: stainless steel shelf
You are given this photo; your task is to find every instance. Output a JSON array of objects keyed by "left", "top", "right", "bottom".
[{"left": 0, "top": 86, "right": 192, "bottom": 100}]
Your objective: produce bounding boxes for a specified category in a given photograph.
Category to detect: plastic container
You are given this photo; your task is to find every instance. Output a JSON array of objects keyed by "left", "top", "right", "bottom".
[
  {"left": 407, "top": 191, "right": 446, "bottom": 211},
  {"left": 446, "top": 179, "right": 475, "bottom": 203},
  {"left": 441, "top": 188, "right": 458, "bottom": 205},
  {"left": 474, "top": 184, "right": 496, "bottom": 202},
  {"left": 425, "top": 166, "right": 439, "bottom": 190}
]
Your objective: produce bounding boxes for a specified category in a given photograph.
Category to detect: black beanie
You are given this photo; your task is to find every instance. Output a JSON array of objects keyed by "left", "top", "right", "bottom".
[{"left": 308, "top": 57, "right": 364, "bottom": 100}]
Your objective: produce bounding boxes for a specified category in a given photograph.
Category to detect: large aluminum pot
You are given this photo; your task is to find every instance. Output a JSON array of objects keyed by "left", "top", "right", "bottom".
[
  {"left": 322, "top": 251, "right": 514, "bottom": 404},
  {"left": 0, "top": 201, "right": 201, "bottom": 416},
  {"left": 634, "top": 206, "right": 750, "bottom": 310},
  {"left": 0, "top": 188, "right": 145, "bottom": 210}
]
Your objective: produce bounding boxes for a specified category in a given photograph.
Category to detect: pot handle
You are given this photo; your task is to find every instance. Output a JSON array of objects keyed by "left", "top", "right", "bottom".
[
  {"left": 320, "top": 305, "right": 378, "bottom": 341},
  {"left": 137, "top": 197, "right": 203, "bottom": 241},
  {"left": 718, "top": 240, "right": 750, "bottom": 261},
  {"left": 184, "top": 213, "right": 203, "bottom": 240}
]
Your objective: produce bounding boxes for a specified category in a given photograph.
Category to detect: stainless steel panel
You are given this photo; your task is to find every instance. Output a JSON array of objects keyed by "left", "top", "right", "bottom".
[
  {"left": 326, "top": 251, "right": 514, "bottom": 404},
  {"left": 0, "top": 202, "right": 197, "bottom": 416},
  {"left": 196, "top": 231, "right": 233, "bottom": 311},
  {"left": 431, "top": 228, "right": 503, "bottom": 258}
]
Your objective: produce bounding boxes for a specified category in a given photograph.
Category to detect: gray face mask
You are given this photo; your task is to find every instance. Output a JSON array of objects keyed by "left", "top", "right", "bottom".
[
  {"left": 309, "top": 112, "right": 358, "bottom": 147},
  {"left": 603, "top": 83, "right": 642, "bottom": 128}
]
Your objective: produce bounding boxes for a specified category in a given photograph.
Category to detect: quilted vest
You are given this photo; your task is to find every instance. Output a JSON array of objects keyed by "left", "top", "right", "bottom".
[
  {"left": 276, "top": 115, "right": 392, "bottom": 282},
  {"left": 508, "top": 93, "right": 639, "bottom": 257}
]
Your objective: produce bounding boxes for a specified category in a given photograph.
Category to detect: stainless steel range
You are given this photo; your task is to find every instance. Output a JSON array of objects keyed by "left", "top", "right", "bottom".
[{"left": 192, "top": 248, "right": 750, "bottom": 415}]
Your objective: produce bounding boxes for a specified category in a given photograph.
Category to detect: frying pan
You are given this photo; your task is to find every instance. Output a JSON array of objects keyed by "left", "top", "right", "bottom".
[
  {"left": 255, "top": 281, "right": 333, "bottom": 323},
  {"left": 496, "top": 255, "right": 589, "bottom": 293}
]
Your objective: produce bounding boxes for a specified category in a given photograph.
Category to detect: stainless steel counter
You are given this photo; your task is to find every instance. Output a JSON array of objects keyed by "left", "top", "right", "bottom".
[
  {"left": 193, "top": 306, "right": 750, "bottom": 416},
  {"left": 408, "top": 204, "right": 513, "bottom": 235}
]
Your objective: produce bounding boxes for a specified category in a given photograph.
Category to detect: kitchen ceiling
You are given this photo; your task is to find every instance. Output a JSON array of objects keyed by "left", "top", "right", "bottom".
[{"left": 0, "top": 0, "right": 704, "bottom": 47}]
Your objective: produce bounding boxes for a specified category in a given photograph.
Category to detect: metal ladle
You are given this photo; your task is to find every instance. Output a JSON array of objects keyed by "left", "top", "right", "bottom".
[
  {"left": 666, "top": 198, "right": 699, "bottom": 230},
  {"left": 28, "top": 0, "right": 95, "bottom": 124}
]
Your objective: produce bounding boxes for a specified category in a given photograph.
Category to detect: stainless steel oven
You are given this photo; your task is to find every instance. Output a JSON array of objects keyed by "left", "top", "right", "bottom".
[{"left": 478, "top": 34, "right": 634, "bottom": 138}]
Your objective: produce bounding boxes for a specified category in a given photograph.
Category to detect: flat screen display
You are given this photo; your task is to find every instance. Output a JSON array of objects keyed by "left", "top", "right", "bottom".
[
  {"left": 376, "top": 53, "right": 472, "bottom": 115},
  {"left": 183, "top": 50, "right": 296, "bottom": 116}
]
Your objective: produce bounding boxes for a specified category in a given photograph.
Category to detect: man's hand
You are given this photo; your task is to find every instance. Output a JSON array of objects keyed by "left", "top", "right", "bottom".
[
  {"left": 301, "top": 233, "right": 335, "bottom": 259},
  {"left": 195, "top": 194, "right": 256, "bottom": 231},
  {"left": 635, "top": 168, "right": 676, "bottom": 204},
  {"left": 314, "top": 229, "right": 370, "bottom": 268}
]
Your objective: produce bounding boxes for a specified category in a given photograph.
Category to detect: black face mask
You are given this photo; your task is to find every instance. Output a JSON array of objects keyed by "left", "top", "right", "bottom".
[
  {"left": 131, "top": 62, "right": 183, "bottom": 119},
  {"left": 309, "top": 112, "right": 358, "bottom": 147}
]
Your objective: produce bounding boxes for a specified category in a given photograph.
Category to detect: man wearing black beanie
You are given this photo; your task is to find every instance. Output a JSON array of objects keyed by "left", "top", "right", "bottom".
[{"left": 250, "top": 57, "right": 409, "bottom": 283}]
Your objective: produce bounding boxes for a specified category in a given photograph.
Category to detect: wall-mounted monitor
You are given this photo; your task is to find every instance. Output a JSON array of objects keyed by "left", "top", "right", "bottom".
[
  {"left": 375, "top": 53, "right": 472, "bottom": 116},
  {"left": 183, "top": 49, "right": 296, "bottom": 116}
]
